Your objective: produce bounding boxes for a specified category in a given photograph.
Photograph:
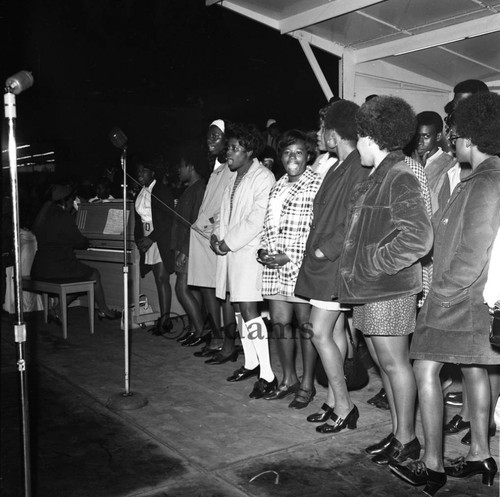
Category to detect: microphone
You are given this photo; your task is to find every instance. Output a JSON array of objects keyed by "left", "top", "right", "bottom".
[
  {"left": 5, "top": 71, "right": 34, "bottom": 95},
  {"left": 109, "top": 127, "right": 128, "bottom": 149}
]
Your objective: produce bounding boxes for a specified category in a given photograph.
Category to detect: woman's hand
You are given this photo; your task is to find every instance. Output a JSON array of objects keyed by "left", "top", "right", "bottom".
[
  {"left": 257, "top": 249, "right": 272, "bottom": 264},
  {"left": 210, "top": 234, "right": 229, "bottom": 255},
  {"left": 175, "top": 251, "right": 187, "bottom": 269},
  {"left": 258, "top": 251, "right": 290, "bottom": 268},
  {"left": 314, "top": 247, "right": 326, "bottom": 259},
  {"left": 137, "top": 237, "right": 153, "bottom": 253}
]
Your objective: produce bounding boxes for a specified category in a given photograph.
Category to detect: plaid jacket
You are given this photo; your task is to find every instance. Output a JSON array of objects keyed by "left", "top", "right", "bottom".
[
  {"left": 405, "top": 156, "right": 433, "bottom": 306},
  {"left": 261, "top": 167, "right": 321, "bottom": 297}
]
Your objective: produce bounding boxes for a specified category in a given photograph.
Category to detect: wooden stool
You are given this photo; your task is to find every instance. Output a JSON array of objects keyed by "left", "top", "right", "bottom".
[{"left": 22, "top": 278, "right": 95, "bottom": 339}]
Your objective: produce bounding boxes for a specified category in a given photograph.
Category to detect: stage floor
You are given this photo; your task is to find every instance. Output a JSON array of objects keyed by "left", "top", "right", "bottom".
[{"left": 1, "top": 308, "right": 498, "bottom": 497}]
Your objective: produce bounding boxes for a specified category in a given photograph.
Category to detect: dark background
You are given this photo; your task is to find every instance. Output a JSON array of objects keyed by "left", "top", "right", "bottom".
[{"left": 2, "top": 0, "right": 339, "bottom": 176}]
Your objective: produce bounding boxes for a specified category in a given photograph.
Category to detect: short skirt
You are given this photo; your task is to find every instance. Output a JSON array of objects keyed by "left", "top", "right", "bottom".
[
  {"left": 353, "top": 295, "right": 417, "bottom": 336},
  {"left": 265, "top": 293, "right": 309, "bottom": 304}
]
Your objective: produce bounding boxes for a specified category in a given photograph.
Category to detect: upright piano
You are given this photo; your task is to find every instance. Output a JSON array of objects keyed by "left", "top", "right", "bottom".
[{"left": 75, "top": 201, "right": 185, "bottom": 327}]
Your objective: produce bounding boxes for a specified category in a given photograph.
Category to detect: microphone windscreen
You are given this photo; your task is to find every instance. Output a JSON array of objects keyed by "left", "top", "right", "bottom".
[
  {"left": 5, "top": 71, "right": 34, "bottom": 95},
  {"left": 109, "top": 127, "right": 128, "bottom": 148}
]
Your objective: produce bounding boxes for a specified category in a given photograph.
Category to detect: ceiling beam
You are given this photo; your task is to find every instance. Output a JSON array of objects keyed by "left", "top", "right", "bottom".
[
  {"left": 355, "top": 13, "right": 500, "bottom": 63},
  {"left": 280, "top": 0, "right": 386, "bottom": 34},
  {"left": 290, "top": 30, "right": 345, "bottom": 58},
  {"left": 298, "top": 39, "right": 334, "bottom": 100},
  {"left": 207, "top": 0, "right": 280, "bottom": 30}
]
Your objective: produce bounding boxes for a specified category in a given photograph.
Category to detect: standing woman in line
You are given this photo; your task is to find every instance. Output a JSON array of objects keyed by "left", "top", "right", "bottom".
[
  {"left": 134, "top": 161, "right": 175, "bottom": 333},
  {"left": 212, "top": 123, "right": 277, "bottom": 398},
  {"left": 338, "top": 96, "right": 433, "bottom": 465},
  {"left": 188, "top": 120, "right": 237, "bottom": 359},
  {"left": 391, "top": 92, "right": 500, "bottom": 496},
  {"left": 295, "top": 100, "right": 370, "bottom": 425},
  {"left": 257, "top": 129, "right": 321, "bottom": 403}
]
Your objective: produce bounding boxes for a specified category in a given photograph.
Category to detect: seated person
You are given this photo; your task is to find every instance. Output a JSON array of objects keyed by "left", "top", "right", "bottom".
[{"left": 31, "top": 184, "right": 119, "bottom": 321}]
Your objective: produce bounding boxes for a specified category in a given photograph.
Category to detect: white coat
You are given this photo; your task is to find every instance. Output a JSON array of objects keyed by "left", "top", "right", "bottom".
[
  {"left": 214, "top": 159, "right": 275, "bottom": 302},
  {"left": 188, "top": 161, "right": 235, "bottom": 288}
]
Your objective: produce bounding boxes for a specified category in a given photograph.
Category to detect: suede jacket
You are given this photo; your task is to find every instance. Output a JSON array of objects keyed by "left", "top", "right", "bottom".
[{"left": 337, "top": 151, "right": 433, "bottom": 304}]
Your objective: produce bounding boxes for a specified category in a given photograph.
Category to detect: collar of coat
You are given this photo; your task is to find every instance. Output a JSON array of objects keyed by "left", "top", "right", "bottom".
[
  {"left": 369, "top": 150, "right": 406, "bottom": 183},
  {"left": 461, "top": 155, "right": 500, "bottom": 182}
]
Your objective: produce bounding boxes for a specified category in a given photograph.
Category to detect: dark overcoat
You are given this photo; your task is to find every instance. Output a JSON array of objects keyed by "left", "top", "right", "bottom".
[
  {"left": 294, "top": 150, "right": 370, "bottom": 301},
  {"left": 411, "top": 156, "right": 500, "bottom": 364}
]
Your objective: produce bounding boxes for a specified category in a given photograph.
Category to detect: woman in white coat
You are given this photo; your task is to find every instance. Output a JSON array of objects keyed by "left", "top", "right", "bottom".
[{"left": 211, "top": 123, "right": 277, "bottom": 397}]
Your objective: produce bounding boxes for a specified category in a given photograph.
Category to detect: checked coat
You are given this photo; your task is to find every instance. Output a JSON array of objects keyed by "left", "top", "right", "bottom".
[{"left": 261, "top": 167, "right": 322, "bottom": 297}]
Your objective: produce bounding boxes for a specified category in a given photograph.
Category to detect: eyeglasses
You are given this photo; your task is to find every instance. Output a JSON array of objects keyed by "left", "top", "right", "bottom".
[
  {"left": 227, "top": 145, "right": 246, "bottom": 153},
  {"left": 448, "top": 135, "right": 463, "bottom": 146}
]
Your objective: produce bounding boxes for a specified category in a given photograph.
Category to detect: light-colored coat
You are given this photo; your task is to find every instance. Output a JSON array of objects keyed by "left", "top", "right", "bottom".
[
  {"left": 214, "top": 159, "right": 275, "bottom": 302},
  {"left": 188, "top": 161, "right": 235, "bottom": 288}
]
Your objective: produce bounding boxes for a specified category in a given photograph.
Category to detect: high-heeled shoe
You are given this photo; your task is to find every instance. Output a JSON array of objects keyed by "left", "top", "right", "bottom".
[
  {"left": 460, "top": 424, "right": 496, "bottom": 445},
  {"left": 306, "top": 403, "right": 334, "bottom": 423},
  {"left": 176, "top": 327, "right": 193, "bottom": 342},
  {"left": 193, "top": 345, "right": 222, "bottom": 358},
  {"left": 204, "top": 350, "right": 239, "bottom": 364},
  {"left": 226, "top": 365, "right": 260, "bottom": 382},
  {"left": 249, "top": 377, "right": 278, "bottom": 399},
  {"left": 372, "top": 436, "right": 421, "bottom": 465},
  {"left": 444, "top": 456, "right": 497, "bottom": 486},
  {"left": 389, "top": 460, "right": 447, "bottom": 497},
  {"left": 316, "top": 405, "right": 359, "bottom": 433},
  {"left": 288, "top": 386, "right": 316, "bottom": 409},
  {"left": 182, "top": 334, "right": 210, "bottom": 347},
  {"left": 365, "top": 433, "right": 394, "bottom": 455},
  {"left": 178, "top": 331, "right": 195, "bottom": 344},
  {"left": 264, "top": 382, "right": 300, "bottom": 400},
  {"left": 443, "top": 414, "right": 470, "bottom": 434},
  {"left": 97, "top": 309, "right": 121, "bottom": 320}
]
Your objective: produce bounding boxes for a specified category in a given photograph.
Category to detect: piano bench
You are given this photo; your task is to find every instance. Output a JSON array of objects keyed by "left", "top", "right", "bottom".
[{"left": 22, "top": 278, "right": 96, "bottom": 339}]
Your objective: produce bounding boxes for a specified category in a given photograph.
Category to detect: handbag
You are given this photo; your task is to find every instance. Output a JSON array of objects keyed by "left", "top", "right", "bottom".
[
  {"left": 314, "top": 321, "right": 369, "bottom": 391},
  {"left": 120, "top": 294, "right": 155, "bottom": 330},
  {"left": 489, "top": 305, "right": 500, "bottom": 348}
]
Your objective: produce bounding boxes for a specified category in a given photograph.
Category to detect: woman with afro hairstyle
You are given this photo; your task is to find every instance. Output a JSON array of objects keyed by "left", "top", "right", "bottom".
[
  {"left": 337, "top": 96, "right": 433, "bottom": 469},
  {"left": 391, "top": 92, "right": 500, "bottom": 495}
]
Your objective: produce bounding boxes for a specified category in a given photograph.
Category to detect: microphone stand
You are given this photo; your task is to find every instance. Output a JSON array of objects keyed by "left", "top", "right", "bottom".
[
  {"left": 4, "top": 72, "right": 33, "bottom": 497},
  {"left": 107, "top": 136, "right": 147, "bottom": 410}
]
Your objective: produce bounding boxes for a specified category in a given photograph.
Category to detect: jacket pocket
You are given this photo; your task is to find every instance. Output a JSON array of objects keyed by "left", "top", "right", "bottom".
[{"left": 424, "top": 290, "right": 472, "bottom": 332}]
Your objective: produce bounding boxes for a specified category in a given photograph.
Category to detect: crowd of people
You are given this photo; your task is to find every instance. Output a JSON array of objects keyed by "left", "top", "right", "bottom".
[{"left": 5, "top": 79, "right": 500, "bottom": 497}]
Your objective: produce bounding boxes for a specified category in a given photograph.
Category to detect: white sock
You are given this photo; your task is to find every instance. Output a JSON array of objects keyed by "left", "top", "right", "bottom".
[
  {"left": 236, "top": 313, "right": 258, "bottom": 370},
  {"left": 245, "top": 316, "right": 274, "bottom": 382}
]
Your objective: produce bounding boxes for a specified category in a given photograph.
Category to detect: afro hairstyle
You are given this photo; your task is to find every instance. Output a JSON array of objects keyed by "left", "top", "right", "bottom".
[
  {"left": 454, "top": 92, "right": 500, "bottom": 155},
  {"left": 356, "top": 96, "right": 417, "bottom": 151}
]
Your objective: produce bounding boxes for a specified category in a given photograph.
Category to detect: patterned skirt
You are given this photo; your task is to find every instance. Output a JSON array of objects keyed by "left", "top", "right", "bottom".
[{"left": 353, "top": 295, "right": 417, "bottom": 336}]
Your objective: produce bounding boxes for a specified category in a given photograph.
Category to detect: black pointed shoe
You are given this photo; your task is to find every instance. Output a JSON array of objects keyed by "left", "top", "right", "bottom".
[
  {"left": 315, "top": 405, "right": 359, "bottom": 434},
  {"left": 249, "top": 377, "right": 278, "bottom": 399},
  {"left": 460, "top": 424, "right": 496, "bottom": 445},
  {"left": 443, "top": 414, "right": 470, "bottom": 434},
  {"left": 263, "top": 382, "right": 300, "bottom": 400},
  {"left": 444, "top": 456, "right": 497, "bottom": 486},
  {"left": 390, "top": 460, "right": 447, "bottom": 497},
  {"left": 288, "top": 386, "right": 316, "bottom": 409},
  {"left": 226, "top": 365, "right": 260, "bottom": 382},
  {"left": 365, "top": 433, "right": 395, "bottom": 455},
  {"left": 204, "top": 350, "right": 239, "bottom": 365},
  {"left": 372, "top": 436, "right": 421, "bottom": 465},
  {"left": 306, "top": 403, "right": 334, "bottom": 423},
  {"left": 182, "top": 334, "right": 210, "bottom": 347},
  {"left": 193, "top": 345, "right": 222, "bottom": 358}
]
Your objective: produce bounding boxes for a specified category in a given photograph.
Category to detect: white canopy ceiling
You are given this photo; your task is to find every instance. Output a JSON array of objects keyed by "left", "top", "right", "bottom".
[{"left": 207, "top": 0, "right": 500, "bottom": 100}]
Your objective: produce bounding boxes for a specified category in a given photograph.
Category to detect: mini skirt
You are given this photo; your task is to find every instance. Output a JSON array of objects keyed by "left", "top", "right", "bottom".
[{"left": 353, "top": 295, "right": 417, "bottom": 336}]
